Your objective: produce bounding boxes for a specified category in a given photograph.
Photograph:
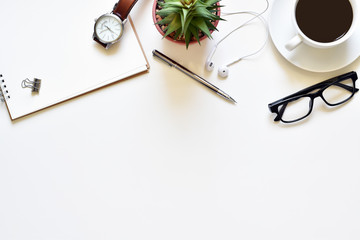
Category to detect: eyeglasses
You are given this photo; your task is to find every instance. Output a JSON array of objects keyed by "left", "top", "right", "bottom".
[{"left": 268, "top": 71, "right": 358, "bottom": 123}]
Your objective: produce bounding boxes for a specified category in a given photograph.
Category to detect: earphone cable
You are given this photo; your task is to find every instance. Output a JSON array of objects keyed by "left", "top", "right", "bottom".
[
  {"left": 225, "top": 12, "right": 269, "bottom": 67},
  {"left": 213, "top": 0, "right": 270, "bottom": 66},
  {"left": 217, "top": 0, "right": 269, "bottom": 47}
]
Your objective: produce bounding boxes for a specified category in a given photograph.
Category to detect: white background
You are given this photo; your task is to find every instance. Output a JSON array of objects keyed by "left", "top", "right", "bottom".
[{"left": 1, "top": 0, "right": 360, "bottom": 239}]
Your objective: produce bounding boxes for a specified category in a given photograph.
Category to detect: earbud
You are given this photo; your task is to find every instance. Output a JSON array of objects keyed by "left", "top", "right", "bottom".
[
  {"left": 205, "top": 60, "right": 215, "bottom": 71},
  {"left": 205, "top": 46, "right": 217, "bottom": 72},
  {"left": 218, "top": 65, "right": 229, "bottom": 78}
]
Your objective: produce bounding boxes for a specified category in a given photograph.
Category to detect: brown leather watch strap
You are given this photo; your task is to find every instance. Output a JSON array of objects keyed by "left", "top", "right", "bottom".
[
  {"left": 113, "top": 0, "right": 139, "bottom": 21},
  {"left": 93, "top": 34, "right": 108, "bottom": 48}
]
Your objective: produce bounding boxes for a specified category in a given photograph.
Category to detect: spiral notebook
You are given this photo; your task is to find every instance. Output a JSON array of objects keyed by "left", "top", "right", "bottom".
[{"left": 0, "top": 0, "right": 149, "bottom": 121}]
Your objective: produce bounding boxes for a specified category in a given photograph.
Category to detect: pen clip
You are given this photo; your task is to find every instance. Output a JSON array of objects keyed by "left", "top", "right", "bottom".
[{"left": 152, "top": 49, "right": 174, "bottom": 67}]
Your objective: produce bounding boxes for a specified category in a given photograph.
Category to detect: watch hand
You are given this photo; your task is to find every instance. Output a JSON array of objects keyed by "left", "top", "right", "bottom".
[
  {"left": 105, "top": 25, "right": 115, "bottom": 34},
  {"left": 99, "top": 28, "right": 108, "bottom": 34}
]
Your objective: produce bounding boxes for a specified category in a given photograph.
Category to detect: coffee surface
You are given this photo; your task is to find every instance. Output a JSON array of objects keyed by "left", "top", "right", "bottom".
[{"left": 296, "top": 0, "right": 353, "bottom": 43}]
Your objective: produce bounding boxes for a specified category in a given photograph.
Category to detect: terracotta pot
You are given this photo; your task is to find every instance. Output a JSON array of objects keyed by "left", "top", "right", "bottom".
[{"left": 152, "top": 0, "right": 221, "bottom": 45}]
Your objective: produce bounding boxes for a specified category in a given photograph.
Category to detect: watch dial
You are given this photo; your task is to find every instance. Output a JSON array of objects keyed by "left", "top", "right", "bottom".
[{"left": 95, "top": 15, "right": 123, "bottom": 43}]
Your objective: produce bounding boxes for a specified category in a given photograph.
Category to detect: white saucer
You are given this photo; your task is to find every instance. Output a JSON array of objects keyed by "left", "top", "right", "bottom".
[{"left": 269, "top": 0, "right": 360, "bottom": 72}]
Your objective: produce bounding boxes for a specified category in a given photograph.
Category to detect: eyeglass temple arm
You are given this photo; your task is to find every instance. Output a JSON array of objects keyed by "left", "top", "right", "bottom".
[
  {"left": 294, "top": 71, "right": 358, "bottom": 95},
  {"left": 269, "top": 71, "right": 358, "bottom": 109},
  {"left": 333, "top": 82, "right": 359, "bottom": 92}
]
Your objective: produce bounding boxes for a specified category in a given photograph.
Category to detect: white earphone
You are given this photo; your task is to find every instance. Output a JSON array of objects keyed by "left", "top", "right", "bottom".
[
  {"left": 205, "top": 45, "right": 232, "bottom": 77},
  {"left": 205, "top": 0, "right": 269, "bottom": 78},
  {"left": 205, "top": 47, "right": 217, "bottom": 71}
]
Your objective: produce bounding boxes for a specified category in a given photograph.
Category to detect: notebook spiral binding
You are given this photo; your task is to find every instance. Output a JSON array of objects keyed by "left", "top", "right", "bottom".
[{"left": 0, "top": 74, "right": 10, "bottom": 102}]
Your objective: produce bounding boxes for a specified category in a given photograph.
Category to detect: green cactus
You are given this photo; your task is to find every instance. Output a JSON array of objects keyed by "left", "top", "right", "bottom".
[{"left": 156, "top": 0, "right": 223, "bottom": 48}]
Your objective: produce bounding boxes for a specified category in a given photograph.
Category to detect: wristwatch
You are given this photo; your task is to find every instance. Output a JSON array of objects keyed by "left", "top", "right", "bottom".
[{"left": 93, "top": 0, "right": 138, "bottom": 49}]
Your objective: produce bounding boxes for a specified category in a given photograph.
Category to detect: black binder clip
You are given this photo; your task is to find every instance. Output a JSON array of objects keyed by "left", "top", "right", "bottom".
[{"left": 21, "top": 78, "right": 41, "bottom": 93}]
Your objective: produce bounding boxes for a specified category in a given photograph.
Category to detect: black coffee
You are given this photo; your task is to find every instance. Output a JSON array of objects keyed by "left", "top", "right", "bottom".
[{"left": 295, "top": 0, "right": 353, "bottom": 43}]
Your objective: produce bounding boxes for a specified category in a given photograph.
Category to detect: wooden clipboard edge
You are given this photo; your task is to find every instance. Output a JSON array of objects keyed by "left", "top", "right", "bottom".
[{"left": 129, "top": 16, "right": 150, "bottom": 71}]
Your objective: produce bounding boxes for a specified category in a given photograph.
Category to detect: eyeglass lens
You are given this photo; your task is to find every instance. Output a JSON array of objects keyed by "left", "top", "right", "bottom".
[
  {"left": 322, "top": 77, "right": 354, "bottom": 105},
  {"left": 279, "top": 96, "right": 312, "bottom": 122},
  {"left": 278, "top": 77, "right": 355, "bottom": 122}
]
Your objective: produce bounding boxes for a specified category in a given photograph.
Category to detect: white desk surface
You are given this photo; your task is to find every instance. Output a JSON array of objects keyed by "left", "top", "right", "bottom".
[{"left": 1, "top": 0, "right": 360, "bottom": 239}]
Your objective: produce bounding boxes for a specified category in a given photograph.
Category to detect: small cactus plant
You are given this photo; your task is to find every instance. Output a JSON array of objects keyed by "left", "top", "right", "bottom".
[{"left": 155, "top": 0, "right": 223, "bottom": 48}]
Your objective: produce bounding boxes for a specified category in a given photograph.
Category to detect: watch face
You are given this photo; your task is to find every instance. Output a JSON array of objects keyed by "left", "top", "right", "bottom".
[{"left": 94, "top": 14, "right": 124, "bottom": 44}]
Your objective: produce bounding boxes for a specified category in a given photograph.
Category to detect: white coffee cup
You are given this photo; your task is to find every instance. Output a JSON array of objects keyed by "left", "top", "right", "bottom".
[{"left": 285, "top": 0, "right": 359, "bottom": 51}]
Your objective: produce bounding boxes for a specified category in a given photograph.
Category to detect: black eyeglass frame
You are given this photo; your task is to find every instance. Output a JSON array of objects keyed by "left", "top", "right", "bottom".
[{"left": 268, "top": 71, "right": 359, "bottom": 123}]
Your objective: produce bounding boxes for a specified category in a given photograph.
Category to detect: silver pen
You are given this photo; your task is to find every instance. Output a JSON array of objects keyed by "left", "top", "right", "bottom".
[{"left": 152, "top": 49, "right": 236, "bottom": 103}]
